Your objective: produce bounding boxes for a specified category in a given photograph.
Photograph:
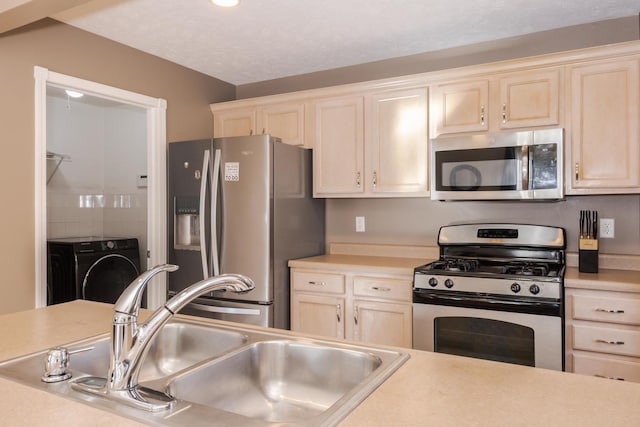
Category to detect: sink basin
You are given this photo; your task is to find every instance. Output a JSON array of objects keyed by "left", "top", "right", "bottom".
[
  {"left": 168, "top": 340, "right": 383, "bottom": 423},
  {"left": 0, "top": 317, "right": 409, "bottom": 426},
  {"left": 0, "top": 318, "right": 248, "bottom": 383},
  {"left": 70, "top": 320, "right": 248, "bottom": 381}
]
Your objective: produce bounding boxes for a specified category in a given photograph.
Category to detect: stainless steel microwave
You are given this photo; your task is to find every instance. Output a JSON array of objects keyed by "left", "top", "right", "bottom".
[{"left": 430, "top": 128, "right": 563, "bottom": 201}]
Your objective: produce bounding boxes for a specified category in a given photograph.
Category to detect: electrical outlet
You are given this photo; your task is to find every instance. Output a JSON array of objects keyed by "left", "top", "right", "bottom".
[
  {"left": 600, "top": 218, "right": 615, "bottom": 238},
  {"left": 355, "top": 216, "right": 365, "bottom": 233}
]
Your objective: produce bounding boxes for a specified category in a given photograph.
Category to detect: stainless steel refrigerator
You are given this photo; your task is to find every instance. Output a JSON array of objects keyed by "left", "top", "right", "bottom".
[{"left": 167, "top": 135, "right": 325, "bottom": 329}]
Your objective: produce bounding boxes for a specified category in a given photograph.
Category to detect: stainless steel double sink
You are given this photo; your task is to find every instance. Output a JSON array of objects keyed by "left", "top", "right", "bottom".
[{"left": 0, "top": 317, "right": 409, "bottom": 426}]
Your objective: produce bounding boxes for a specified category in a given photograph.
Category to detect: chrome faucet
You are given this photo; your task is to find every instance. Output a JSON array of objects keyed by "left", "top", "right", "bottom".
[{"left": 79, "top": 264, "right": 255, "bottom": 411}]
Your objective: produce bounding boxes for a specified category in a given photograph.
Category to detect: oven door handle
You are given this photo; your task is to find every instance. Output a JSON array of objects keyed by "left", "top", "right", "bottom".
[{"left": 414, "top": 291, "right": 558, "bottom": 308}]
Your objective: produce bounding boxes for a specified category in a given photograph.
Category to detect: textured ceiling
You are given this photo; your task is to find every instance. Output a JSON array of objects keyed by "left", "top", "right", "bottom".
[{"left": 53, "top": 0, "right": 640, "bottom": 86}]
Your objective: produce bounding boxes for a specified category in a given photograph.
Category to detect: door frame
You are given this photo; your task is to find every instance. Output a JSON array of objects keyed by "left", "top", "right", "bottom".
[{"left": 34, "top": 66, "right": 168, "bottom": 309}]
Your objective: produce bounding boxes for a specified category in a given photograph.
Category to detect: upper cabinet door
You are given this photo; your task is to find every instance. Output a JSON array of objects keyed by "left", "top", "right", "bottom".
[
  {"left": 368, "top": 88, "right": 429, "bottom": 195},
  {"left": 498, "top": 68, "right": 560, "bottom": 129},
  {"left": 258, "top": 102, "right": 307, "bottom": 147},
  {"left": 312, "top": 95, "right": 365, "bottom": 196},
  {"left": 431, "top": 69, "right": 561, "bottom": 137},
  {"left": 567, "top": 58, "right": 640, "bottom": 192},
  {"left": 430, "top": 79, "right": 489, "bottom": 137},
  {"left": 213, "top": 107, "right": 256, "bottom": 138}
]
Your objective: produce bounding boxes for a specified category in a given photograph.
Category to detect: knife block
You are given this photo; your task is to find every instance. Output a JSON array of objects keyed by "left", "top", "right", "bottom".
[{"left": 578, "top": 238, "right": 598, "bottom": 273}]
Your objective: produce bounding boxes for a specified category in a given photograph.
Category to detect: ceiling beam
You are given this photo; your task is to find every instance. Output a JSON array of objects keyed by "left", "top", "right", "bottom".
[{"left": 0, "top": 0, "right": 92, "bottom": 34}]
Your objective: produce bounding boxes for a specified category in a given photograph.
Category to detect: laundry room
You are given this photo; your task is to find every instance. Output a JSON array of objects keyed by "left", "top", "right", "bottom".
[{"left": 45, "top": 87, "right": 148, "bottom": 305}]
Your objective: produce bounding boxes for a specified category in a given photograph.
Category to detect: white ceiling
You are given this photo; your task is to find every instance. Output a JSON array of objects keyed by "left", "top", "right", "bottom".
[{"left": 53, "top": 0, "right": 639, "bottom": 86}]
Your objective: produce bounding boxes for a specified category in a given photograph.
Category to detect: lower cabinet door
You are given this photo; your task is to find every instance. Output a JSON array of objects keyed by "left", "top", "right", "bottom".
[
  {"left": 352, "top": 299, "right": 412, "bottom": 348},
  {"left": 291, "top": 293, "right": 345, "bottom": 339}
]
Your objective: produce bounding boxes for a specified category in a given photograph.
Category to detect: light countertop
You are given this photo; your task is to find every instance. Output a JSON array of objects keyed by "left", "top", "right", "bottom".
[
  {"left": 565, "top": 267, "right": 640, "bottom": 292},
  {"left": 0, "top": 300, "right": 640, "bottom": 426},
  {"left": 291, "top": 252, "right": 640, "bottom": 293},
  {"left": 288, "top": 254, "right": 431, "bottom": 276}
]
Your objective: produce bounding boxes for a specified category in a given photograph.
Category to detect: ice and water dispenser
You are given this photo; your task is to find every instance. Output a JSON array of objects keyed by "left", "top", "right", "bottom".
[{"left": 174, "top": 196, "right": 200, "bottom": 249}]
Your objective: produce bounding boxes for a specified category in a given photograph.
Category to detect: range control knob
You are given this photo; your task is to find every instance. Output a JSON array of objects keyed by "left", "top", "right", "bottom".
[
  {"left": 510, "top": 283, "right": 521, "bottom": 293},
  {"left": 529, "top": 284, "right": 540, "bottom": 295},
  {"left": 428, "top": 277, "right": 438, "bottom": 287},
  {"left": 444, "top": 279, "right": 454, "bottom": 289}
]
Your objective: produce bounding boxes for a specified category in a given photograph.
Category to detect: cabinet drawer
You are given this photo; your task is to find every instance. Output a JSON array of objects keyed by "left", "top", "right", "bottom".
[
  {"left": 291, "top": 271, "right": 345, "bottom": 294},
  {"left": 573, "top": 324, "right": 640, "bottom": 357},
  {"left": 573, "top": 353, "right": 640, "bottom": 382},
  {"left": 572, "top": 294, "right": 640, "bottom": 325},
  {"left": 353, "top": 276, "right": 412, "bottom": 302}
]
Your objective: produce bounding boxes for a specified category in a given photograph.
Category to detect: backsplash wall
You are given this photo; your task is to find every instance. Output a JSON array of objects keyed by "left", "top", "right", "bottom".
[{"left": 325, "top": 195, "right": 640, "bottom": 256}]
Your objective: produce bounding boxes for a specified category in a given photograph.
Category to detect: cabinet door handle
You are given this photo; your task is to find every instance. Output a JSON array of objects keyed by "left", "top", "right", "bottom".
[
  {"left": 372, "top": 171, "right": 377, "bottom": 188},
  {"left": 575, "top": 163, "right": 580, "bottom": 181},
  {"left": 502, "top": 104, "right": 507, "bottom": 124},
  {"left": 354, "top": 305, "right": 358, "bottom": 325},
  {"left": 307, "top": 281, "right": 325, "bottom": 286},
  {"left": 594, "top": 374, "right": 625, "bottom": 381},
  {"left": 595, "top": 339, "right": 625, "bottom": 345},
  {"left": 371, "top": 286, "right": 391, "bottom": 292},
  {"left": 262, "top": 128, "right": 266, "bottom": 134},
  {"left": 249, "top": 129, "right": 254, "bottom": 135},
  {"left": 480, "top": 106, "right": 485, "bottom": 126},
  {"left": 356, "top": 171, "right": 361, "bottom": 187},
  {"left": 336, "top": 304, "right": 341, "bottom": 323},
  {"left": 595, "top": 308, "right": 625, "bottom": 314}
]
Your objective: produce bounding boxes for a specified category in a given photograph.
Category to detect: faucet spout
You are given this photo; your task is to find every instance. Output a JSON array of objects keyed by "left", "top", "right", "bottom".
[
  {"left": 114, "top": 264, "right": 178, "bottom": 319},
  {"left": 101, "top": 266, "right": 255, "bottom": 411}
]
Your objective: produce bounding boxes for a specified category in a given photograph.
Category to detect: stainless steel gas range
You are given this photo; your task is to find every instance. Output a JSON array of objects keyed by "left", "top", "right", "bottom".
[{"left": 413, "top": 223, "right": 566, "bottom": 371}]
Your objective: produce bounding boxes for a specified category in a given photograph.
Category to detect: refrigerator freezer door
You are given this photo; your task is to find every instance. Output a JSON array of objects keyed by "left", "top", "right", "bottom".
[
  {"left": 167, "top": 139, "right": 212, "bottom": 293},
  {"left": 213, "top": 135, "right": 272, "bottom": 303}
]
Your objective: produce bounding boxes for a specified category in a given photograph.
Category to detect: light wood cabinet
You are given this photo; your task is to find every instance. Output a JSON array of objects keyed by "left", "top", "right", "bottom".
[
  {"left": 290, "top": 270, "right": 346, "bottom": 339},
  {"left": 430, "top": 68, "right": 560, "bottom": 137},
  {"left": 351, "top": 275, "right": 412, "bottom": 347},
  {"left": 312, "top": 87, "right": 429, "bottom": 197},
  {"left": 290, "top": 268, "right": 413, "bottom": 348},
  {"left": 212, "top": 100, "right": 309, "bottom": 147},
  {"left": 212, "top": 107, "right": 256, "bottom": 138},
  {"left": 566, "top": 58, "right": 640, "bottom": 193},
  {"left": 258, "top": 102, "right": 306, "bottom": 147},
  {"left": 565, "top": 287, "right": 640, "bottom": 383},
  {"left": 367, "top": 88, "right": 429, "bottom": 196},
  {"left": 312, "top": 95, "right": 365, "bottom": 195},
  {"left": 430, "top": 79, "right": 489, "bottom": 136},
  {"left": 210, "top": 43, "right": 640, "bottom": 197},
  {"left": 291, "top": 293, "right": 345, "bottom": 339}
]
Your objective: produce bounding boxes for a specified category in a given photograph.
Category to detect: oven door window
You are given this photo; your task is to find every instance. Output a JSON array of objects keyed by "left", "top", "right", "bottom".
[
  {"left": 434, "top": 316, "right": 535, "bottom": 367},
  {"left": 435, "top": 147, "right": 521, "bottom": 191}
]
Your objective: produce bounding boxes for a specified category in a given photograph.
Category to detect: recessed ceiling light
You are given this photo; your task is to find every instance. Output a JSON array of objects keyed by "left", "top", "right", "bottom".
[
  {"left": 211, "top": 0, "right": 239, "bottom": 7},
  {"left": 65, "top": 90, "right": 84, "bottom": 98}
]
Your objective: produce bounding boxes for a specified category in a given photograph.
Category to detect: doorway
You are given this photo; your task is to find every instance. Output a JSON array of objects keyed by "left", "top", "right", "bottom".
[{"left": 34, "top": 66, "right": 167, "bottom": 309}]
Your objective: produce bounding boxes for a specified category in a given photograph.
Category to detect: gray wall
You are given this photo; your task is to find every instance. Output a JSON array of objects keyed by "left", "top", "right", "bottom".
[
  {"left": 326, "top": 196, "right": 640, "bottom": 255},
  {"left": 238, "top": 16, "right": 640, "bottom": 256},
  {"left": 0, "top": 18, "right": 234, "bottom": 313}
]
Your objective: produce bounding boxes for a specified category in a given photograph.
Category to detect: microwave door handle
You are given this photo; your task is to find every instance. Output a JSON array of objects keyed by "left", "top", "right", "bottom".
[
  {"left": 521, "top": 145, "right": 529, "bottom": 191},
  {"left": 210, "top": 148, "right": 221, "bottom": 276},
  {"left": 199, "top": 149, "right": 210, "bottom": 280}
]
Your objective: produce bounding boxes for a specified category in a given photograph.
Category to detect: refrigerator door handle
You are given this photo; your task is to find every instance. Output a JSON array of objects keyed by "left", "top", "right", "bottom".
[
  {"left": 211, "top": 149, "right": 222, "bottom": 276},
  {"left": 186, "top": 302, "right": 262, "bottom": 316},
  {"left": 199, "top": 149, "right": 210, "bottom": 280}
]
